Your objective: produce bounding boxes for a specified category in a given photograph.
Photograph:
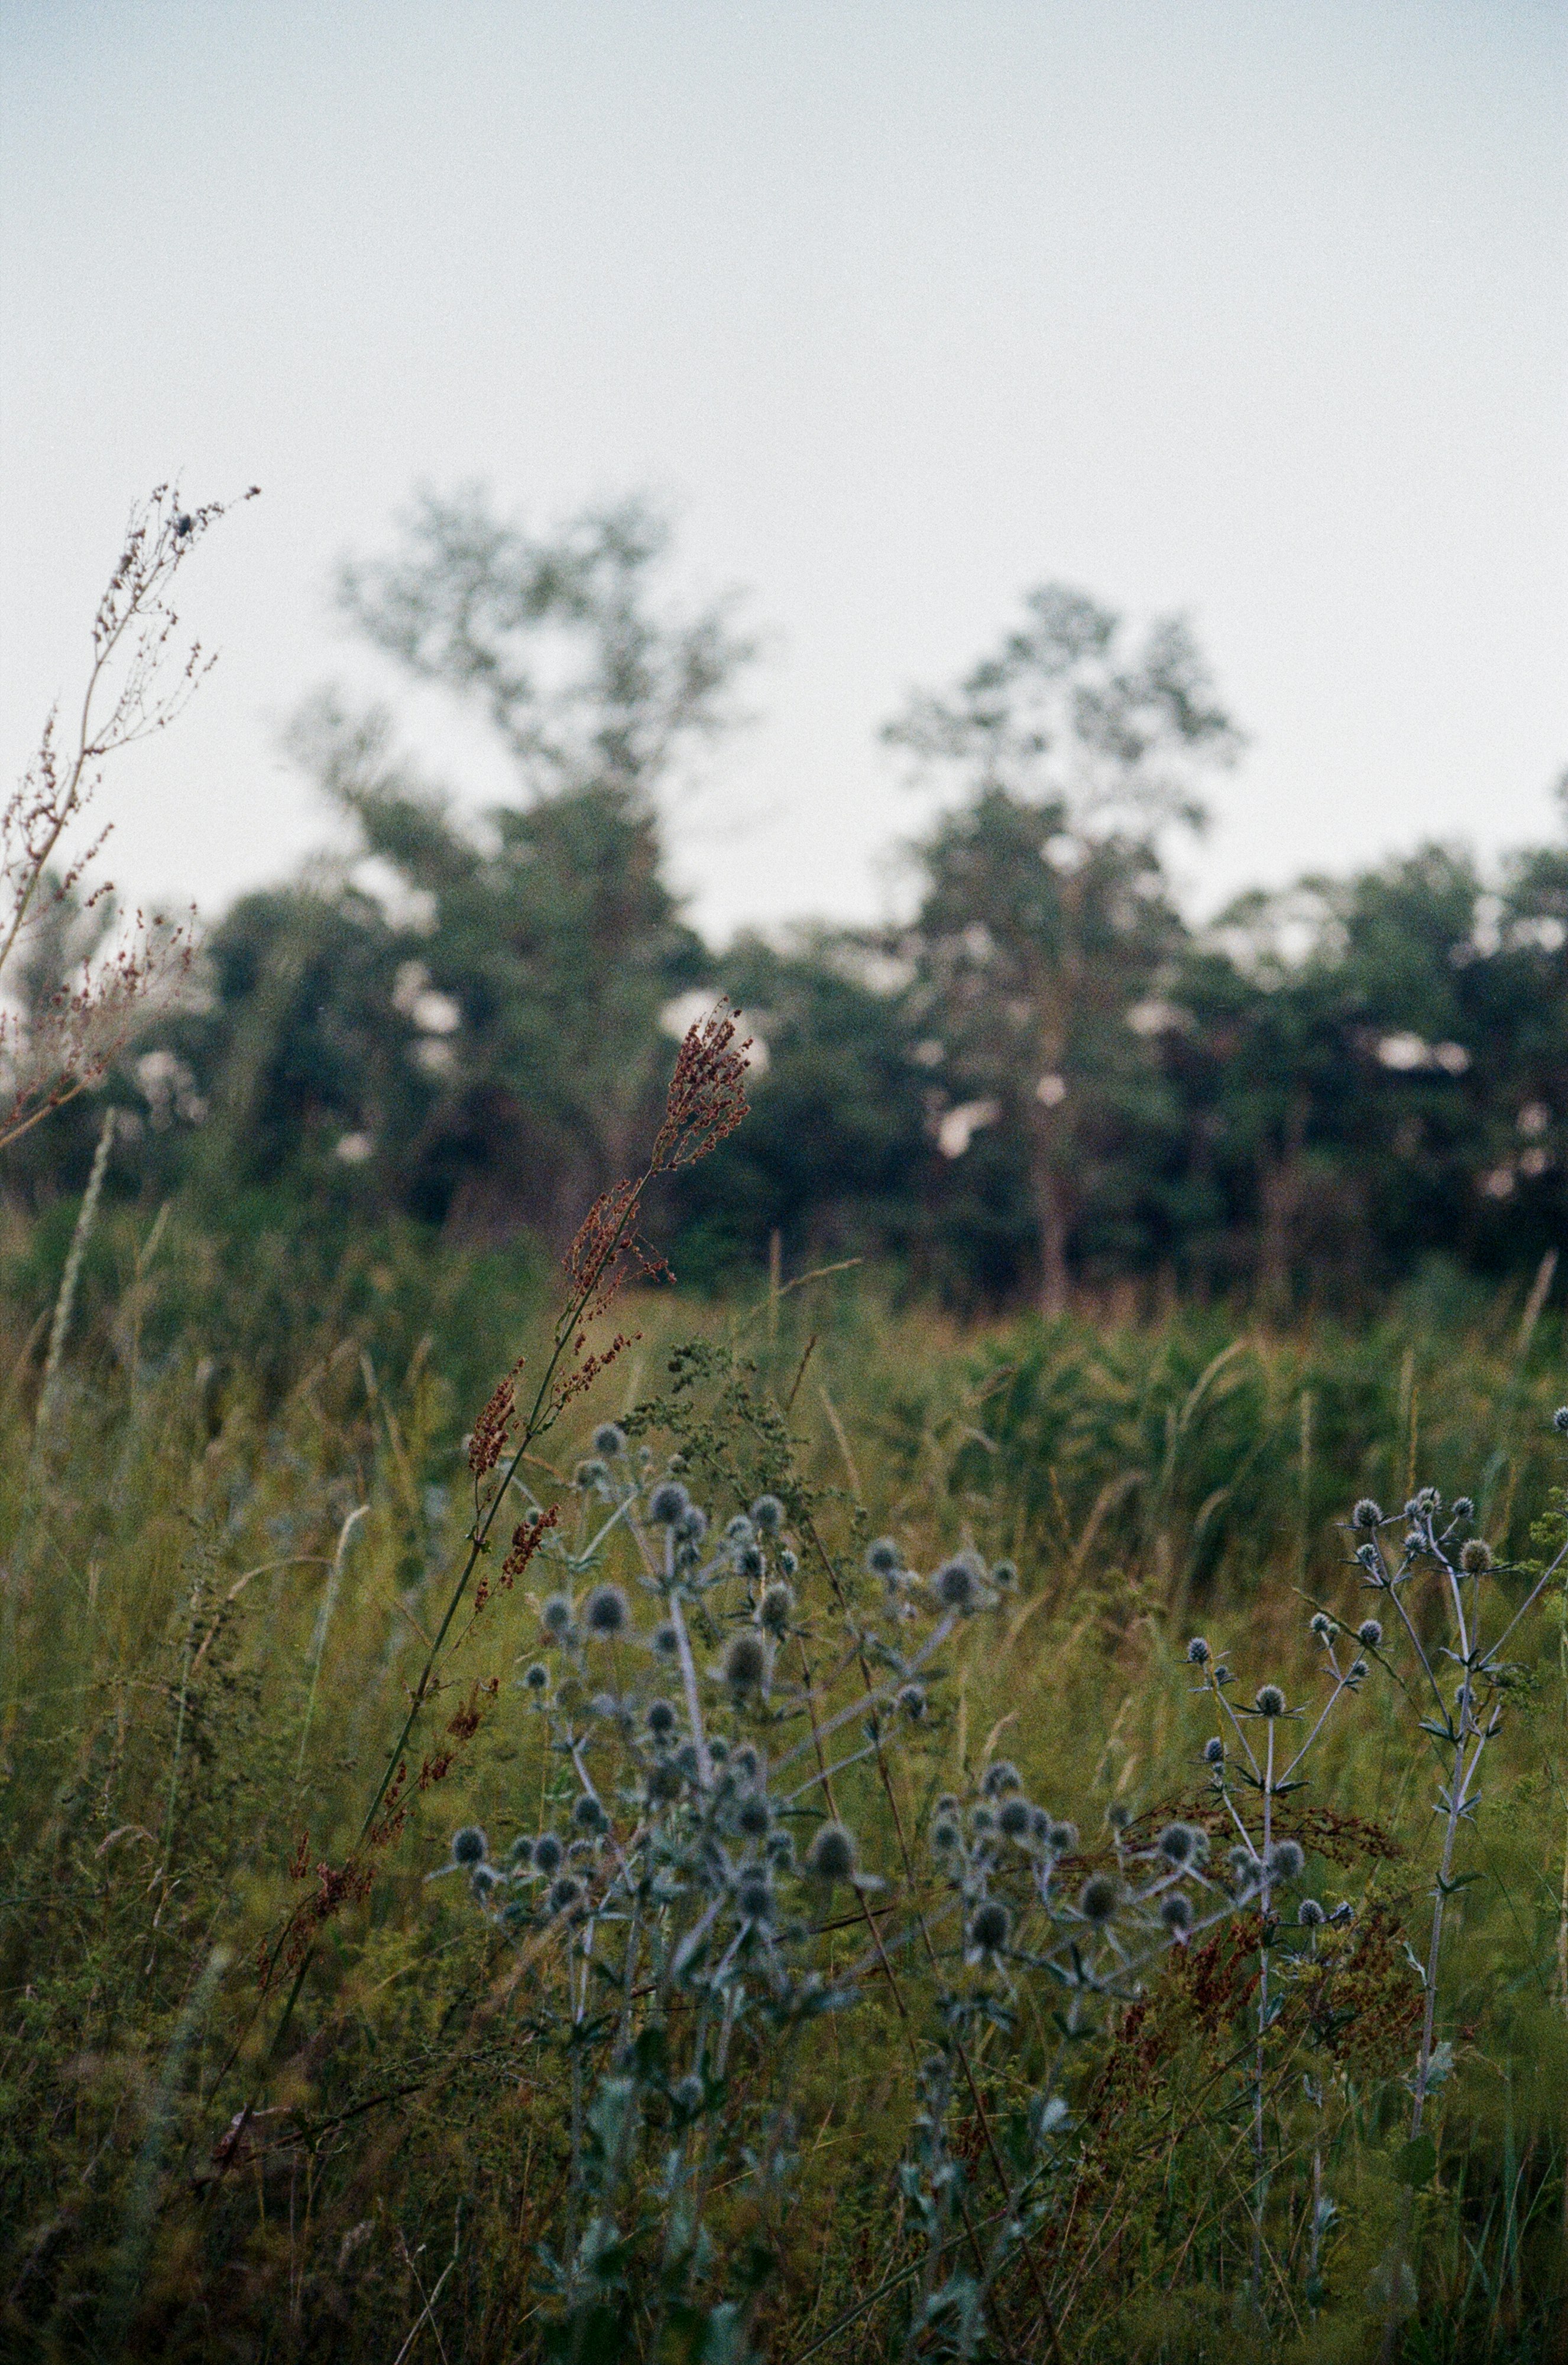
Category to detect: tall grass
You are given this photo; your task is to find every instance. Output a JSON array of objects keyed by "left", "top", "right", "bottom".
[{"left": 1, "top": 1180, "right": 1565, "bottom": 2359}]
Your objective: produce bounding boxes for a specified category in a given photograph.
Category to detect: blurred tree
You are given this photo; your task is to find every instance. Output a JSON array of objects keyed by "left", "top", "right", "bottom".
[
  {"left": 186, "top": 495, "right": 751, "bottom": 1243},
  {"left": 886, "top": 587, "right": 1240, "bottom": 1312}
]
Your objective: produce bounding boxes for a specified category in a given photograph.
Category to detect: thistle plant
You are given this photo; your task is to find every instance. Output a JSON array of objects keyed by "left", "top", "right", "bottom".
[
  {"left": 1184, "top": 1611, "right": 1369, "bottom": 2312},
  {"left": 1345, "top": 1433, "right": 1568, "bottom": 2169}
]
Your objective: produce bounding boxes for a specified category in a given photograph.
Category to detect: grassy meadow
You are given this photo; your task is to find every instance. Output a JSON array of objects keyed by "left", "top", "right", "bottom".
[{"left": 1, "top": 1182, "right": 1566, "bottom": 2363}]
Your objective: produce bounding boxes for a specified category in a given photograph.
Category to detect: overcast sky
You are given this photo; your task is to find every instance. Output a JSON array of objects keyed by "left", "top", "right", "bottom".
[{"left": 2, "top": 0, "right": 1564, "bottom": 944}]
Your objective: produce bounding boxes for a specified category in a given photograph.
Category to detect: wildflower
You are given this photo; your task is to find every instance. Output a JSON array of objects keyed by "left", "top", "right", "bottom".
[
  {"left": 1253, "top": 1683, "right": 1287, "bottom": 1719},
  {"left": 1554, "top": 1407, "right": 1568, "bottom": 1435},
  {"left": 583, "top": 1583, "right": 631, "bottom": 1640},
  {"left": 648, "top": 1479, "right": 691, "bottom": 1526},
  {"left": 646, "top": 1759, "right": 682, "bottom": 1803},
  {"left": 778, "top": 1546, "right": 799, "bottom": 1577},
  {"left": 574, "top": 1457, "right": 609, "bottom": 1491},
  {"left": 725, "top": 1514, "right": 755, "bottom": 1545},
  {"left": 523, "top": 1661, "right": 550, "bottom": 1693},
  {"left": 1346, "top": 1657, "right": 1369, "bottom": 1686},
  {"left": 677, "top": 1505, "right": 709, "bottom": 1546},
  {"left": 1186, "top": 1636, "right": 1210, "bottom": 1666},
  {"left": 1227, "top": 1845, "right": 1257, "bottom": 1888},
  {"left": 751, "top": 1494, "right": 785, "bottom": 1533},
  {"left": 730, "top": 1742, "right": 762, "bottom": 1782},
  {"left": 735, "top": 1793, "right": 772, "bottom": 1840},
  {"left": 806, "top": 1821, "right": 859, "bottom": 1884},
  {"left": 968, "top": 1899, "right": 1011, "bottom": 1956},
  {"left": 652, "top": 1622, "right": 679, "bottom": 1660},
  {"left": 1048, "top": 1819, "right": 1079, "bottom": 1855},
  {"left": 1352, "top": 1498, "right": 1383, "bottom": 1530},
  {"left": 934, "top": 1557, "right": 984, "bottom": 1614},
  {"left": 1267, "top": 1839, "right": 1305, "bottom": 1883},
  {"left": 982, "top": 1760, "right": 1022, "bottom": 1797},
  {"left": 1310, "top": 1612, "right": 1334, "bottom": 1641},
  {"left": 896, "top": 1682, "right": 928, "bottom": 1721},
  {"left": 752, "top": 1587, "right": 794, "bottom": 1647},
  {"left": 971, "top": 1804, "right": 996, "bottom": 1835},
  {"left": 1107, "top": 1803, "right": 1133, "bottom": 1833},
  {"left": 1356, "top": 1619, "right": 1382, "bottom": 1648},
  {"left": 541, "top": 1593, "right": 574, "bottom": 1637},
  {"left": 735, "top": 1541, "right": 766, "bottom": 1581},
  {"left": 530, "top": 1832, "right": 563, "bottom": 1875},
  {"left": 451, "top": 1826, "right": 488, "bottom": 1868},
  {"left": 1453, "top": 1495, "right": 1476, "bottom": 1518},
  {"left": 593, "top": 1422, "right": 627, "bottom": 1457},
  {"left": 1298, "top": 1898, "right": 1326, "bottom": 1927},
  {"left": 931, "top": 1814, "right": 962, "bottom": 1854},
  {"left": 673, "top": 1742, "right": 703, "bottom": 1784},
  {"left": 1159, "top": 1893, "right": 1193, "bottom": 1937},
  {"left": 1078, "top": 1873, "right": 1121, "bottom": 1925},
  {"left": 572, "top": 1794, "right": 607, "bottom": 1833},
  {"left": 735, "top": 1870, "right": 775, "bottom": 1924},
  {"left": 866, "top": 1537, "right": 902, "bottom": 1577},
  {"left": 997, "top": 1797, "right": 1033, "bottom": 1841},
  {"left": 991, "top": 1559, "right": 1018, "bottom": 1590},
  {"left": 1157, "top": 1822, "right": 1204, "bottom": 1867},
  {"left": 766, "top": 1829, "right": 796, "bottom": 1870},
  {"left": 1028, "top": 1806, "right": 1053, "bottom": 1846},
  {"left": 1203, "top": 1737, "right": 1225, "bottom": 1767},
  {"left": 1460, "top": 1538, "right": 1494, "bottom": 1574},
  {"left": 470, "top": 1863, "right": 500, "bottom": 1902},
  {"left": 721, "top": 1631, "right": 768, "bottom": 1691},
  {"left": 647, "top": 1699, "right": 678, "bottom": 1740}
]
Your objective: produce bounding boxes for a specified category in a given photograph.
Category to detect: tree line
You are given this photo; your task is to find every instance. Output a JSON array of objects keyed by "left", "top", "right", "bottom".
[{"left": 14, "top": 490, "right": 1566, "bottom": 1313}]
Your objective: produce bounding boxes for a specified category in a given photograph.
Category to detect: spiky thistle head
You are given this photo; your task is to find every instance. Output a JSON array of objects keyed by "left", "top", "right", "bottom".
[
  {"left": 1186, "top": 1635, "right": 1210, "bottom": 1666},
  {"left": 805, "top": 1820, "right": 858, "bottom": 1884},
  {"left": 1157, "top": 1822, "right": 1204, "bottom": 1867},
  {"left": 1298, "top": 1897, "right": 1326, "bottom": 1927},
  {"left": 541, "top": 1593, "right": 574, "bottom": 1637},
  {"left": 750, "top": 1493, "right": 785, "bottom": 1534},
  {"left": 866, "top": 1535, "right": 902, "bottom": 1577},
  {"left": 1203, "top": 1737, "right": 1225, "bottom": 1768},
  {"left": 1460, "top": 1538, "right": 1494, "bottom": 1574},
  {"left": 968, "top": 1899, "right": 1011, "bottom": 1956},
  {"left": 1253, "top": 1683, "right": 1288, "bottom": 1719},
  {"left": 451, "top": 1826, "right": 488, "bottom": 1868},
  {"left": 1352, "top": 1498, "right": 1383, "bottom": 1531},
  {"left": 1078, "top": 1873, "right": 1122, "bottom": 1925},
  {"left": 1310, "top": 1611, "right": 1334, "bottom": 1642},
  {"left": 1357, "top": 1618, "right": 1383, "bottom": 1648},
  {"left": 982, "top": 1759, "right": 1022, "bottom": 1798},
  {"left": 648, "top": 1479, "right": 691, "bottom": 1527},
  {"left": 997, "top": 1797, "right": 1033, "bottom": 1841},
  {"left": 1159, "top": 1893, "right": 1193, "bottom": 1936},
  {"left": 934, "top": 1557, "right": 984, "bottom": 1615},
  {"left": 1554, "top": 1407, "right": 1568, "bottom": 1436},
  {"left": 523, "top": 1661, "right": 550, "bottom": 1693},
  {"left": 1267, "top": 1838, "right": 1305, "bottom": 1883},
  {"left": 592, "top": 1422, "right": 627, "bottom": 1457},
  {"left": 583, "top": 1583, "right": 630, "bottom": 1640},
  {"left": 721, "top": 1631, "right": 767, "bottom": 1691}
]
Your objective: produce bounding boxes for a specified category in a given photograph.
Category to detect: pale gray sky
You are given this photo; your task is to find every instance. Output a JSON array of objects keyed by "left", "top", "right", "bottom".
[{"left": 2, "top": 0, "right": 1564, "bottom": 942}]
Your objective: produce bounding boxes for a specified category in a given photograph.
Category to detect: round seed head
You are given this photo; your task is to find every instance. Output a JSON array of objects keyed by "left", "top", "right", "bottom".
[
  {"left": 1227, "top": 1845, "right": 1256, "bottom": 1887},
  {"left": 1298, "top": 1898, "right": 1326, "bottom": 1927},
  {"left": 1157, "top": 1822, "right": 1200, "bottom": 1867},
  {"left": 541, "top": 1593, "right": 574, "bottom": 1637},
  {"left": 547, "top": 1874, "right": 584, "bottom": 1917},
  {"left": 672, "top": 2074, "right": 705, "bottom": 2117},
  {"left": 451, "top": 1825, "right": 488, "bottom": 1868},
  {"left": 652, "top": 1622, "right": 679, "bottom": 1660},
  {"left": 1203, "top": 1737, "right": 1225, "bottom": 1767},
  {"left": 970, "top": 1804, "right": 996, "bottom": 1836},
  {"left": 778, "top": 1546, "right": 799, "bottom": 1577},
  {"left": 982, "top": 1759, "right": 1022, "bottom": 1798},
  {"left": 1159, "top": 1893, "right": 1194, "bottom": 1936},
  {"left": 736, "top": 1540, "right": 766, "bottom": 1581},
  {"left": 573, "top": 1457, "right": 608, "bottom": 1490},
  {"left": 866, "top": 1536, "right": 902, "bottom": 1577},
  {"left": 766, "top": 1829, "right": 796, "bottom": 1870},
  {"left": 990, "top": 1559, "right": 1018, "bottom": 1590},
  {"left": 523, "top": 1661, "right": 550, "bottom": 1693},
  {"left": 1554, "top": 1407, "right": 1568, "bottom": 1436},
  {"left": 583, "top": 1583, "right": 631, "bottom": 1640},
  {"left": 1185, "top": 1635, "right": 1210, "bottom": 1666},
  {"left": 1267, "top": 1838, "right": 1305, "bottom": 1883},
  {"left": 997, "top": 1797, "right": 1033, "bottom": 1841},
  {"left": 725, "top": 1514, "right": 755, "bottom": 1544},
  {"left": 646, "top": 1758, "right": 682, "bottom": 1802},
  {"left": 571, "top": 1794, "right": 607, "bottom": 1833},
  {"left": 731, "top": 1742, "right": 762, "bottom": 1782},
  {"left": 1352, "top": 1498, "right": 1383, "bottom": 1531},
  {"left": 722, "top": 1631, "right": 768, "bottom": 1690},
  {"left": 1048, "top": 1819, "right": 1080, "bottom": 1855},
  {"left": 647, "top": 1699, "right": 678, "bottom": 1739},
  {"left": 806, "top": 1820, "right": 858, "bottom": 1883},
  {"left": 736, "top": 1870, "right": 774, "bottom": 1923},
  {"left": 1028, "top": 1806, "right": 1053, "bottom": 1846},
  {"left": 931, "top": 1815, "right": 962, "bottom": 1854},
  {"left": 648, "top": 1479, "right": 691, "bottom": 1526},
  {"left": 896, "top": 1682, "right": 928, "bottom": 1721},
  {"left": 1310, "top": 1612, "right": 1333, "bottom": 1641},
  {"left": 1107, "top": 1803, "right": 1133, "bottom": 1833},
  {"left": 592, "top": 1423, "right": 627, "bottom": 1457},
  {"left": 677, "top": 1505, "right": 710, "bottom": 1545},
  {"left": 968, "top": 1899, "right": 1011, "bottom": 1954},
  {"left": 530, "top": 1832, "right": 563, "bottom": 1875},
  {"left": 750, "top": 1494, "right": 785, "bottom": 1534},
  {"left": 1347, "top": 1657, "right": 1369, "bottom": 1684},
  {"left": 759, "top": 1582, "right": 793, "bottom": 1635},
  {"left": 1357, "top": 1619, "right": 1383, "bottom": 1648},
  {"left": 934, "top": 1557, "right": 983, "bottom": 1614},
  {"left": 1452, "top": 1496, "right": 1475, "bottom": 1519},
  {"left": 1078, "top": 1873, "right": 1122, "bottom": 1925},
  {"left": 735, "top": 1793, "right": 772, "bottom": 1839},
  {"left": 1460, "top": 1538, "right": 1494, "bottom": 1574},
  {"left": 1254, "top": 1683, "right": 1288, "bottom": 1719}
]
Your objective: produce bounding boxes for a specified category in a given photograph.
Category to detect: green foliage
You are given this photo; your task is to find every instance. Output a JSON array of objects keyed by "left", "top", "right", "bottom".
[{"left": 1, "top": 1209, "right": 1565, "bottom": 2359}]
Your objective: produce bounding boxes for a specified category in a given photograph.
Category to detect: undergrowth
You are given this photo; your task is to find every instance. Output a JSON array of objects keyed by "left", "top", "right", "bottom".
[{"left": 1, "top": 1037, "right": 1566, "bottom": 2361}]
